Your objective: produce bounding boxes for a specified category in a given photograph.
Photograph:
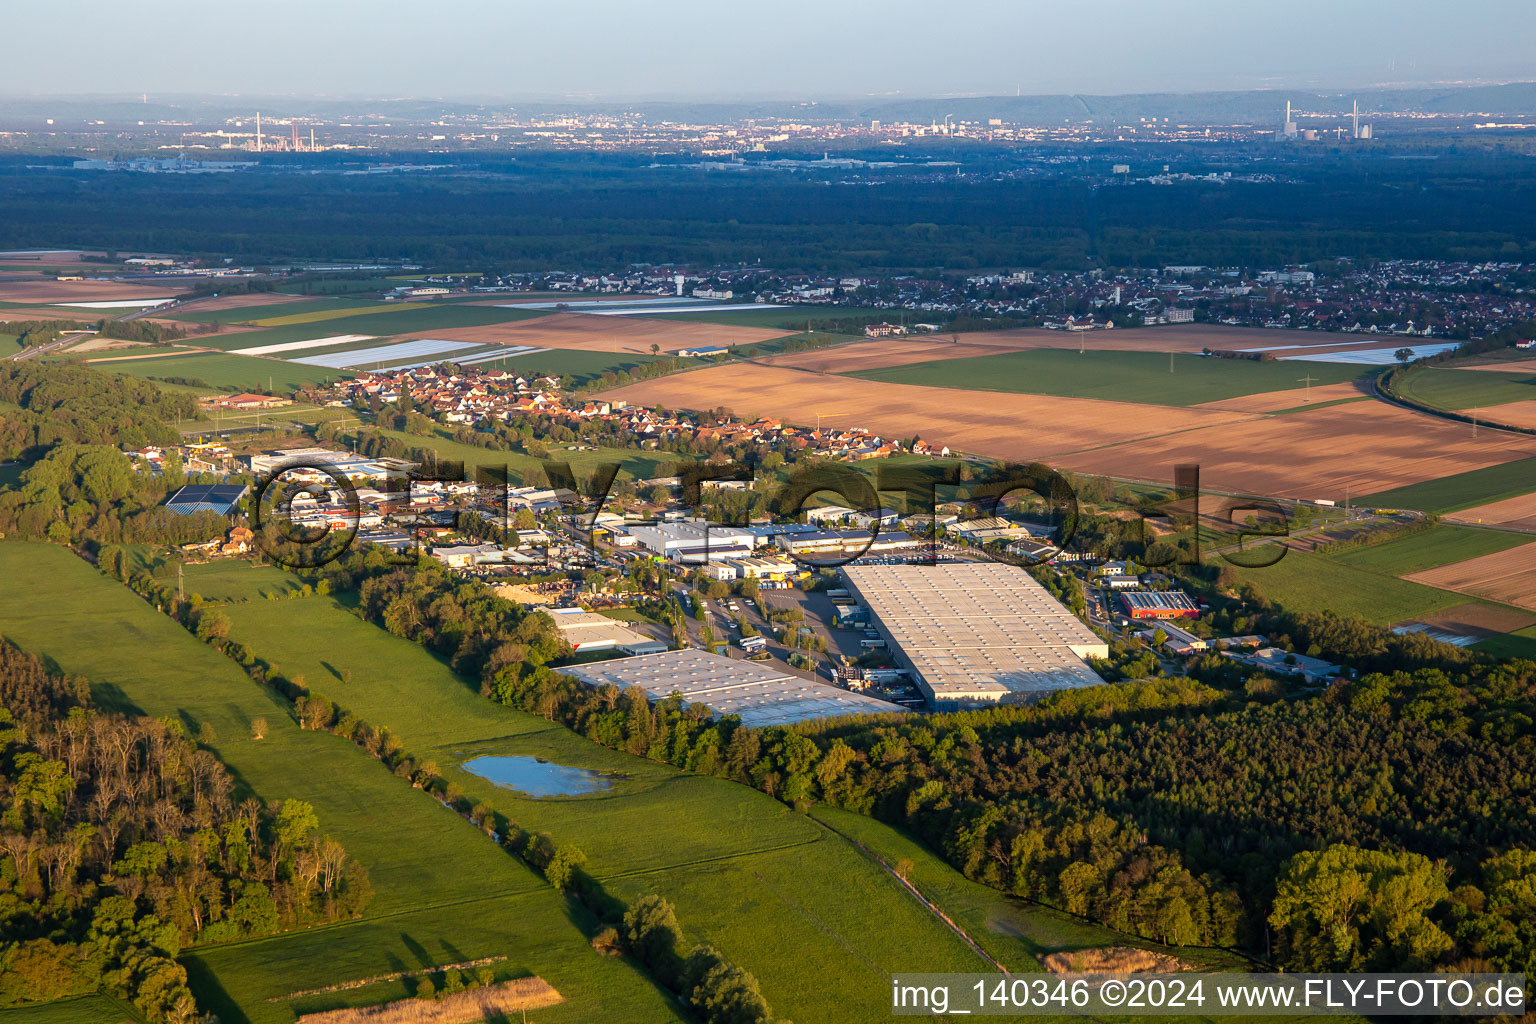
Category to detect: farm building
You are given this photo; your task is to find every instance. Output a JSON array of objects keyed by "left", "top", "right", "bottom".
[
  {"left": 164, "top": 483, "right": 249, "bottom": 516},
  {"left": 841, "top": 563, "right": 1108, "bottom": 708},
  {"left": 1118, "top": 590, "right": 1201, "bottom": 620},
  {"left": 563, "top": 648, "right": 902, "bottom": 726}
]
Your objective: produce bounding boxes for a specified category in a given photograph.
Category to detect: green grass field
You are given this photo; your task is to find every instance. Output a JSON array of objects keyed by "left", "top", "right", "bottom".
[
  {"left": 0, "top": 544, "right": 680, "bottom": 1024},
  {"left": 177, "top": 561, "right": 1034, "bottom": 1022},
  {"left": 1394, "top": 366, "right": 1536, "bottom": 412},
  {"left": 1236, "top": 525, "right": 1533, "bottom": 625},
  {"left": 163, "top": 297, "right": 390, "bottom": 325},
  {"left": 0, "top": 993, "right": 137, "bottom": 1024},
  {"left": 1237, "top": 548, "right": 1471, "bottom": 623},
  {"left": 1359, "top": 456, "right": 1536, "bottom": 513},
  {"left": 1329, "top": 525, "right": 1533, "bottom": 576},
  {"left": 847, "top": 349, "right": 1371, "bottom": 406},
  {"left": 91, "top": 352, "right": 346, "bottom": 391}
]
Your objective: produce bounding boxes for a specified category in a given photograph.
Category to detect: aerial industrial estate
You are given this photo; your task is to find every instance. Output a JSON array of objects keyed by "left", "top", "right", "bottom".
[{"left": 3, "top": 6, "right": 1536, "bottom": 1023}]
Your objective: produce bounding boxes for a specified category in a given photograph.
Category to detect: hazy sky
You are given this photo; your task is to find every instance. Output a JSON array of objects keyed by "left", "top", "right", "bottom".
[{"left": 10, "top": 0, "right": 1535, "bottom": 99}]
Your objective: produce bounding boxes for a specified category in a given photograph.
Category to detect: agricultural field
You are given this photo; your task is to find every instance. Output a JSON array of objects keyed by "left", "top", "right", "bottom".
[
  {"left": 0, "top": 278, "right": 189, "bottom": 304},
  {"left": 602, "top": 360, "right": 1251, "bottom": 461},
  {"left": 0, "top": 543, "right": 683, "bottom": 1024},
  {"left": 1360, "top": 454, "right": 1536, "bottom": 513},
  {"left": 602, "top": 360, "right": 1536, "bottom": 500},
  {"left": 395, "top": 311, "right": 796, "bottom": 355},
  {"left": 1403, "top": 540, "right": 1536, "bottom": 613},
  {"left": 178, "top": 560, "right": 1079, "bottom": 1023},
  {"left": 1328, "top": 525, "right": 1534, "bottom": 577},
  {"left": 846, "top": 349, "right": 1371, "bottom": 406},
  {"left": 1235, "top": 524, "right": 1536, "bottom": 640},
  {"left": 639, "top": 305, "right": 833, "bottom": 330},
  {"left": 190, "top": 304, "right": 546, "bottom": 351},
  {"left": 1235, "top": 544, "right": 1485, "bottom": 624},
  {"left": 455, "top": 346, "right": 664, "bottom": 385},
  {"left": 1393, "top": 365, "right": 1536, "bottom": 411},
  {"left": 89, "top": 351, "right": 345, "bottom": 391},
  {"left": 164, "top": 296, "right": 389, "bottom": 325}
]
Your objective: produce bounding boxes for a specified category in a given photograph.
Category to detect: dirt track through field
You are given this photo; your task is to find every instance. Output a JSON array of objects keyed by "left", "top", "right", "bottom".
[
  {"left": 399, "top": 311, "right": 794, "bottom": 354},
  {"left": 1403, "top": 541, "right": 1536, "bottom": 612}
]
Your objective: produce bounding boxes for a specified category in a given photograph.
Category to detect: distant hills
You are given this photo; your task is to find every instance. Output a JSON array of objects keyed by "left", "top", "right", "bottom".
[{"left": 4, "top": 82, "right": 1536, "bottom": 126}]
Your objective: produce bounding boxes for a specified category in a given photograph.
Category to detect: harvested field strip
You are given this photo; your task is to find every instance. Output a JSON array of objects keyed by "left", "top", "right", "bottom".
[
  {"left": 1448, "top": 491, "right": 1536, "bottom": 530},
  {"left": 1461, "top": 399, "right": 1536, "bottom": 430},
  {"left": 1403, "top": 541, "right": 1536, "bottom": 612},
  {"left": 244, "top": 303, "right": 399, "bottom": 326},
  {"left": 231, "top": 333, "right": 378, "bottom": 356},
  {"left": 1194, "top": 382, "right": 1367, "bottom": 414},
  {"left": 396, "top": 310, "right": 796, "bottom": 354},
  {"left": 294, "top": 978, "right": 562, "bottom": 1024}
]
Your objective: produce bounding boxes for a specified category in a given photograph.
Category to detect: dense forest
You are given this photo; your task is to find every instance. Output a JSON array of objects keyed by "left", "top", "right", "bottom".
[
  {"left": 0, "top": 643, "right": 371, "bottom": 1020},
  {"left": 3, "top": 149, "right": 1536, "bottom": 269}
]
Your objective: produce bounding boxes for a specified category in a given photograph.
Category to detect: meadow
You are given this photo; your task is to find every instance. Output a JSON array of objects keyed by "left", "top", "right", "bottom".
[
  {"left": 1394, "top": 365, "right": 1536, "bottom": 411},
  {"left": 1359, "top": 455, "right": 1536, "bottom": 512},
  {"left": 1235, "top": 525, "right": 1533, "bottom": 626},
  {"left": 846, "top": 349, "right": 1370, "bottom": 407},
  {"left": 0, "top": 543, "right": 680, "bottom": 1024},
  {"left": 180, "top": 561, "right": 1041, "bottom": 1023},
  {"left": 90, "top": 352, "right": 344, "bottom": 391}
]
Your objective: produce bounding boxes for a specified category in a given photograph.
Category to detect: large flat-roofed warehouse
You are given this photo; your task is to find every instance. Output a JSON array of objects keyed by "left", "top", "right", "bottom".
[
  {"left": 842, "top": 563, "right": 1109, "bottom": 707},
  {"left": 563, "top": 648, "right": 904, "bottom": 727}
]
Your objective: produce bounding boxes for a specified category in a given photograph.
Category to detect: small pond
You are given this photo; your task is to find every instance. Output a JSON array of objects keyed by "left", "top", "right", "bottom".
[{"left": 461, "top": 755, "right": 618, "bottom": 797}]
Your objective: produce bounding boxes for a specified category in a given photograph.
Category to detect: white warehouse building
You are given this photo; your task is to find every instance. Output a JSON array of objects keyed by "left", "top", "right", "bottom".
[{"left": 842, "top": 562, "right": 1108, "bottom": 707}]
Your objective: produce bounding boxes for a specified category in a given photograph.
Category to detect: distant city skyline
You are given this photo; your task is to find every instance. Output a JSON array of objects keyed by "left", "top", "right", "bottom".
[{"left": 6, "top": 0, "right": 1535, "bottom": 101}]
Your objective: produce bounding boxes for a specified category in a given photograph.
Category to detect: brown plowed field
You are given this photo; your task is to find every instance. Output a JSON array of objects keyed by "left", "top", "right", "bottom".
[
  {"left": 399, "top": 311, "right": 794, "bottom": 354},
  {"left": 1403, "top": 541, "right": 1536, "bottom": 612},
  {"left": 1195, "top": 381, "right": 1369, "bottom": 413},
  {"left": 602, "top": 361, "right": 1256, "bottom": 463},
  {"left": 1448, "top": 491, "right": 1536, "bottom": 530},
  {"left": 170, "top": 293, "right": 313, "bottom": 314},
  {"left": 603, "top": 362, "right": 1536, "bottom": 499},
  {"left": 0, "top": 279, "right": 189, "bottom": 304},
  {"left": 1060, "top": 400, "right": 1536, "bottom": 498},
  {"left": 1470, "top": 399, "right": 1536, "bottom": 430}
]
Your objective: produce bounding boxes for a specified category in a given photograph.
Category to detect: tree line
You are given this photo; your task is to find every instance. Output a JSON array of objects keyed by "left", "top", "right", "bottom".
[{"left": 0, "top": 642, "right": 371, "bottom": 1021}]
